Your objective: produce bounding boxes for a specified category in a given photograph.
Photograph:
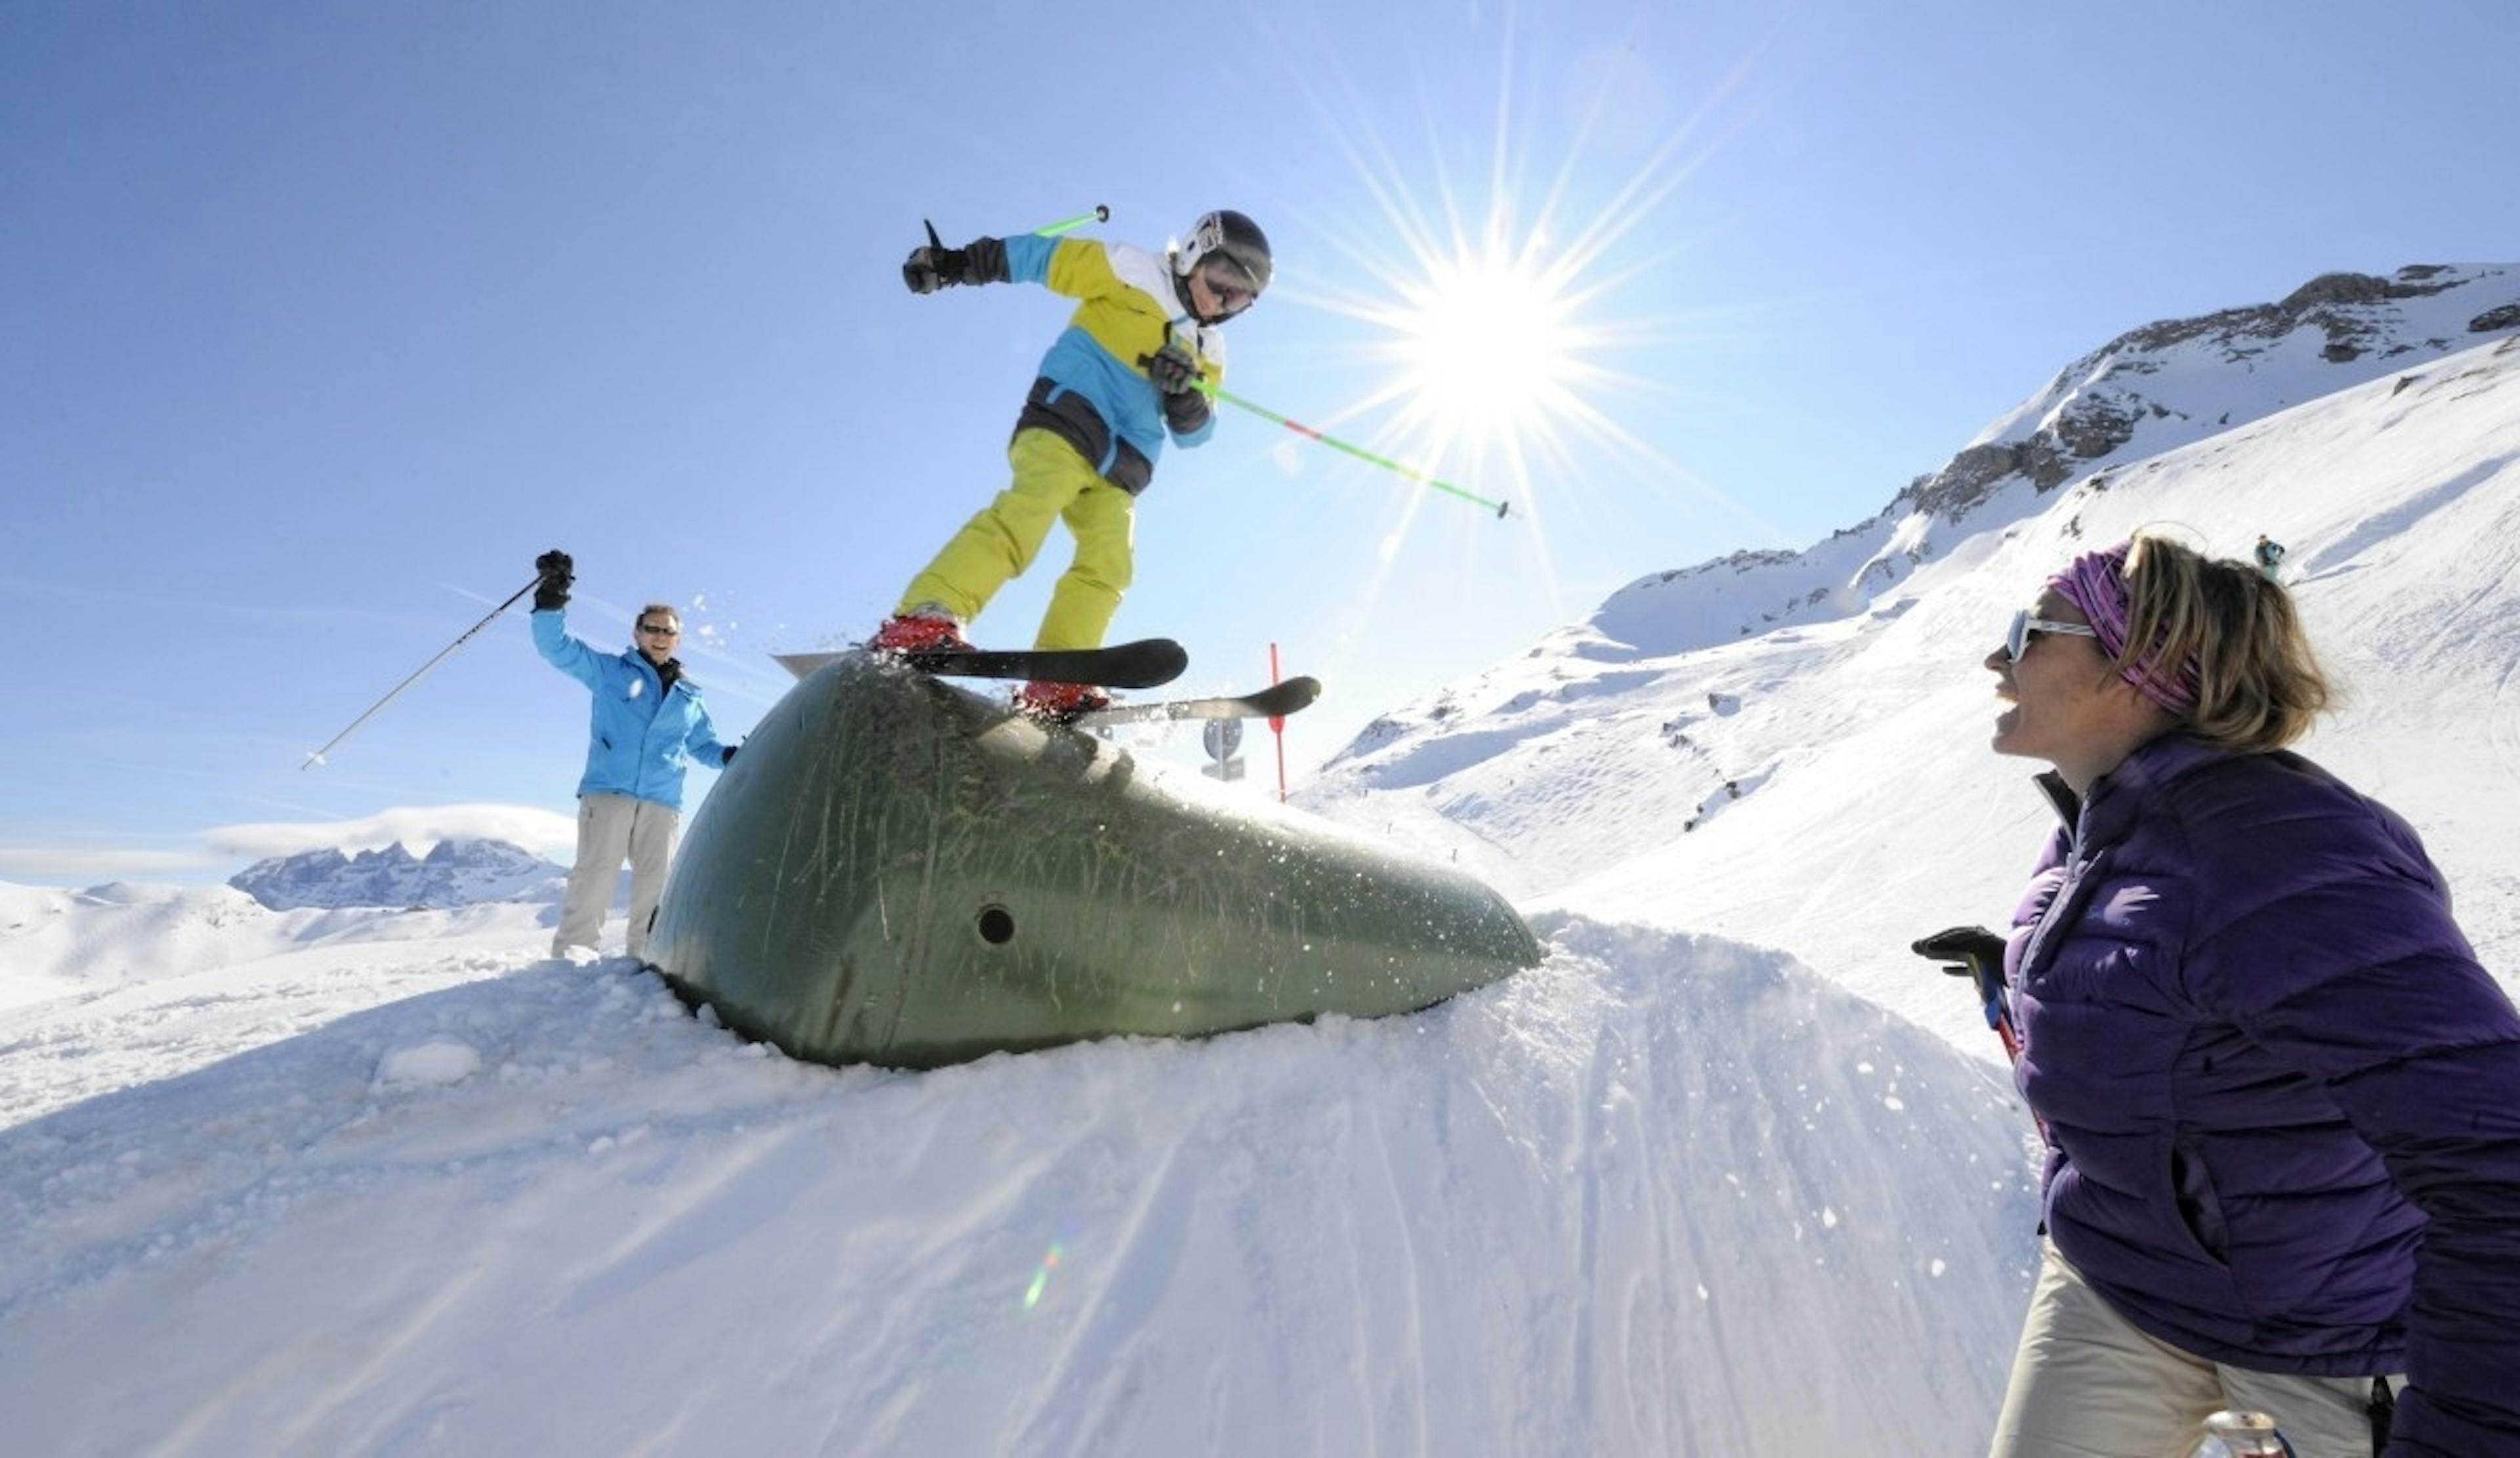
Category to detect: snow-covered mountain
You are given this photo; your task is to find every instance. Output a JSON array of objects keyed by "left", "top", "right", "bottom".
[
  {"left": 228, "top": 838, "right": 564, "bottom": 911},
  {"left": 1309, "top": 271, "right": 2520, "bottom": 1052},
  {"left": 0, "top": 874, "right": 562, "bottom": 1019},
  {"left": 1534, "top": 263, "right": 2520, "bottom": 663}
]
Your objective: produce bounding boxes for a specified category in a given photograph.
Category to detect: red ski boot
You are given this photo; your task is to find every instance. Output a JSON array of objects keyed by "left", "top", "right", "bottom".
[
  {"left": 871, "top": 606, "right": 973, "bottom": 655},
  {"left": 1013, "top": 680, "right": 1112, "bottom": 724}
]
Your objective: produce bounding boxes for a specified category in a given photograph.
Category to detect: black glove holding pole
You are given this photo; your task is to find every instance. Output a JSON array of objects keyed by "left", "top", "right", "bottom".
[
  {"left": 1912, "top": 925, "right": 2007, "bottom": 996},
  {"left": 533, "top": 549, "right": 574, "bottom": 611},
  {"left": 1142, "top": 339, "right": 1211, "bottom": 434},
  {"left": 902, "top": 221, "right": 1010, "bottom": 293}
]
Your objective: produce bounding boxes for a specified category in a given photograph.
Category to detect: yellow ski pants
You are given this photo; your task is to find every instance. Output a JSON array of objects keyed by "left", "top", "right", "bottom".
[{"left": 896, "top": 428, "right": 1137, "bottom": 652}]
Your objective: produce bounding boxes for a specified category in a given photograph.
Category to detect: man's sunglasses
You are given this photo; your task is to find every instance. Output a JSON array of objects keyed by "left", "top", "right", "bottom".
[
  {"left": 2004, "top": 609, "right": 2097, "bottom": 662},
  {"left": 638, "top": 622, "right": 681, "bottom": 635}
]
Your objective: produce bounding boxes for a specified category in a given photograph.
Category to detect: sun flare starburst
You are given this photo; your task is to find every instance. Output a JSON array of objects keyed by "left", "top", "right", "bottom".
[
  {"left": 1385, "top": 243, "right": 1585, "bottom": 444},
  {"left": 1261, "top": 27, "right": 1781, "bottom": 647},
  {"left": 1300, "top": 151, "right": 1729, "bottom": 534}
]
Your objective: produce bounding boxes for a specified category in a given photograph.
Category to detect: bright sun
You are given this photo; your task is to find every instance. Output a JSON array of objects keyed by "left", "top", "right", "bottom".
[
  {"left": 1385, "top": 245, "right": 1584, "bottom": 444},
  {"left": 1295, "top": 74, "right": 1745, "bottom": 528}
]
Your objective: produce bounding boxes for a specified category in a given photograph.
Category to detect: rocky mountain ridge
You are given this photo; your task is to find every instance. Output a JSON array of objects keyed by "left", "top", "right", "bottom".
[
  {"left": 228, "top": 839, "right": 562, "bottom": 911},
  {"left": 1564, "top": 263, "right": 2520, "bottom": 666}
]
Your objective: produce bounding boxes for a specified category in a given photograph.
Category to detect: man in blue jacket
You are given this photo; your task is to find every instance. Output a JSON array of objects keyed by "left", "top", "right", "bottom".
[{"left": 530, "top": 550, "right": 734, "bottom": 962}]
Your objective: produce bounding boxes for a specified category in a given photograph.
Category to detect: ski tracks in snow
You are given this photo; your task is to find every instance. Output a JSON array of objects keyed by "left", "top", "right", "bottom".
[{"left": 4, "top": 916, "right": 2040, "bottom": 1456}]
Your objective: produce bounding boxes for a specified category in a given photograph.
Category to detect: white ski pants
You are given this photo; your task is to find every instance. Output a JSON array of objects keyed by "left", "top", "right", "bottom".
[
  {"left": 554, "top": 792, "right": 678, "bottom": 961},
  {"left": 1990, "top": 1239, "right": 2397, "bottom": 1457}
]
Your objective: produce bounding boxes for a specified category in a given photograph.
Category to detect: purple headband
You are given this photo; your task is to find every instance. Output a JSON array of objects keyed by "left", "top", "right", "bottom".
[{"left": 2046, "top": 542, "right": 2200, "bottom": 716}]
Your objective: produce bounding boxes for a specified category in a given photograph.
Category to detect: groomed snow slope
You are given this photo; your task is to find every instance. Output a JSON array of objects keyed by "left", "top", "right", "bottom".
[{"left": 1, "top": 901, "right": 2031, "bottom": 1455}]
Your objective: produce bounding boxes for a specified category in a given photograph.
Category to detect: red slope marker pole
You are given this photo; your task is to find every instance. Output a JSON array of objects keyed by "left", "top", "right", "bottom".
[{"left": 1269, "top": 642, "right": 1289, "bottom": 803}]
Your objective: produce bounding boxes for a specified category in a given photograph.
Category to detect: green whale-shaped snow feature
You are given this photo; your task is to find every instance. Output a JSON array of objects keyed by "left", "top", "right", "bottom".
[{"left": 648, "top": 653, "right": 1541, "bottom": 1069}]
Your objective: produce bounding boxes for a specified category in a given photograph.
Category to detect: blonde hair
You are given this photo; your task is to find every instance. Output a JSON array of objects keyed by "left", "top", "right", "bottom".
[{"left": 2120, "top": 532, "right": 2330, "bottom": 752}]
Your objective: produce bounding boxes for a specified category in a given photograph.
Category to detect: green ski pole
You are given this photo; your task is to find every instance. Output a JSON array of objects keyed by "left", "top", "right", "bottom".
[
  {"left": 1202, "top": 383, "right": 1513, "bottom": 519},
  {"left": 1031, "top": 204, "right": 1110, "bottom": 236}
]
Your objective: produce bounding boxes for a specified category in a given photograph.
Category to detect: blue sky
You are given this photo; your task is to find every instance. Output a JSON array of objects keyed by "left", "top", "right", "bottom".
[{"left": 8, "top": 0, "right": 2517, "bottom": 882}]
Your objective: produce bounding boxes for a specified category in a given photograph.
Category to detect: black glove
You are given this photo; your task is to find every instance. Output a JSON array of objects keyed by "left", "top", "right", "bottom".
[
  {"left": 902, "top": 243, "right": 967, "bottom": 294},
  {"left": 902, "top": 222, "right": 1007, "bottom": 293},
  {"left": 1162, "top": 385, "right": 1211, "bottom": 435},
  {"left": 1141, "top": 339, "right": 1211, "bottom": 433},
  {"left": 1143, "top": 340, "right": 1199, "bottom": 394},
  {"left": 1911, "top": 925, "right": 2007, "bottom": 998},
  {"left": 721, "top": 742, "right": 740, "bottom": 767},
  {"left": 534, "top": 549, "right": 574, "bottom": 611}
]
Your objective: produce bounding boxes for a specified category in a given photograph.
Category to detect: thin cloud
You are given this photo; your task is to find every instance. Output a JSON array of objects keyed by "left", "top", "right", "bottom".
[
  {"left": 0, "top": 574, "right": 452, "bottom": 632},
  {"left": 0, "top": 846, "right": 224, "bottom": 882},
  {"left": 205, "top": 804, "right": 578, "bottom": 863},
  {"left": 1, "top": 804, "right": 579, "bottom": 887}
]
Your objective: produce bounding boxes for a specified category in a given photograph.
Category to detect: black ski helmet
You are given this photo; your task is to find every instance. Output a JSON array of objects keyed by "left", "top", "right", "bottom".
[{"left": 1173, "top": 209, "right": 1271, "bottom": 320}]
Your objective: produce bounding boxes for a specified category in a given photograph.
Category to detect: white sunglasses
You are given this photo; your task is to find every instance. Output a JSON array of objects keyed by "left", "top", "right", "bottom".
[{"left": 2004, "top": 609, "right": 2099, "bottom": 662}]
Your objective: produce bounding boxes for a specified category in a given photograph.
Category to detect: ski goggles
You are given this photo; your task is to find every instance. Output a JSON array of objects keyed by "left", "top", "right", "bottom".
[
  {"left": 2003, "top": 609, "right": 2098, "bottom": 662},
  {"left": 1200, "top": 259, "right": 1259, "bottom": 314}
]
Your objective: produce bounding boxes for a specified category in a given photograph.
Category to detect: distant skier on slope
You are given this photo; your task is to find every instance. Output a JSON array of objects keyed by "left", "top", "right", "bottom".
[
  {"left": 2252, "top": 533, "right": 2287, "bottom": 580},
  {"left": 1973, "top": 532, "right": 2520, "bottom": 1456},
  {"left": 872, "top": 209, "right": 1273, "bottom": 722},
  {"left": 530, "top": 550, "right": 736, "bottom": 964}
]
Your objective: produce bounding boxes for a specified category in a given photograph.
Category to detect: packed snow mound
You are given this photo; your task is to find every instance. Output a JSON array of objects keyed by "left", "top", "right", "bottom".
[
  {"left": 1307, "top": 332, "right": 2520, "bottom": 1053},
  {"left": 1542, "top": 263, "right": 2520, "bottom": 663},
  {"left": 228, "top": 838, "right": 563, "bottom": 911},
  {"left": 1, "top": 881, "right": 276, "bottom": 1008},
  {"left": 0, "top": 878, "right": 560, "bottom": 1014},
  {"left": 0, "top": 915, "right": 2036, "bottom": 1455}
]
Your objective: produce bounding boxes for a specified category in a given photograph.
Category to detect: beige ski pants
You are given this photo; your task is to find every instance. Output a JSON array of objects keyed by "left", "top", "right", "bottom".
[
  {"left": 553, "top": 792, "right": 678, "bottom": 961},
  {"left": 1990, "top": 1239, "right": 2397, "bottom": 1457}
]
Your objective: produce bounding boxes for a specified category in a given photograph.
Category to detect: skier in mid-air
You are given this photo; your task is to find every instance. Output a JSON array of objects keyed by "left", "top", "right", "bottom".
[{"left": 872, "top": 209, "right": 1272, "bottom": 721}]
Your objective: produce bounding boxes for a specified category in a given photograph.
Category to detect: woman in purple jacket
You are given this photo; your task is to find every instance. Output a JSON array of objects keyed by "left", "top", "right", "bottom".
[{"left": 1983, "top": 532, "right": 2520, "bottom": 1457}]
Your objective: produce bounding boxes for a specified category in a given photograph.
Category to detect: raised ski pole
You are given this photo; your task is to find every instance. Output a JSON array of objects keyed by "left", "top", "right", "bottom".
[
  {"left": 301, "top": 576, "right": 541, "bottom": 769},
  {"left": 1200, "top": 382, "right": 1513, "bottom": 519}
]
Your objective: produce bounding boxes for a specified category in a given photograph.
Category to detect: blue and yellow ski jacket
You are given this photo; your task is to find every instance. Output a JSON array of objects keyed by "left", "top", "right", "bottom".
[
  {"left": 532, "top": 609, "right": 729, "bottom": 811},
  {"left": 1000, "top": 234, "right": 1228, "bottom": 494}
]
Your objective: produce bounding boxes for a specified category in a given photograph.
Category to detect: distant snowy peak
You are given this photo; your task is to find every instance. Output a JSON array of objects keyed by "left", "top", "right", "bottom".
[
  {"left": 1929, "top": 263, "right": 2517, "bottom": 515},
  {"left": 1578, "top": 263, "right": 2520, "bottom": 661},
  {"left": 229, "top": 840, "right": 563, "bottom": 911}
]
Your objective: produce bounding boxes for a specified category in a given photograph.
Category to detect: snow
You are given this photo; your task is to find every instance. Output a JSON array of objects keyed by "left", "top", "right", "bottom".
[
  {"left": 1, "top": 905, "right": 2033, "bottom": 1454},
  {"left": 5, "top": 299, "right": 2518, "bottom": 1453},
  {"left": 375, "top": 1037, "right": 485, "bottom": 1088}
]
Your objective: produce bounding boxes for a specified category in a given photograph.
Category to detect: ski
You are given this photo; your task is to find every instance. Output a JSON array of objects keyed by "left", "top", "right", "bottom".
[
  {"left": 774, "top": 637, "right": 1188, "bottom": 690},
  {"left": 1072, "top": 675, "right": 1321, "bottom": 729}
]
